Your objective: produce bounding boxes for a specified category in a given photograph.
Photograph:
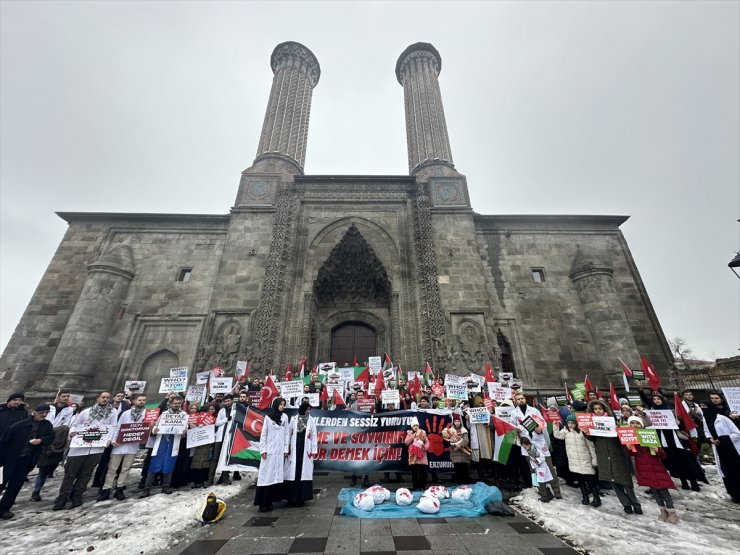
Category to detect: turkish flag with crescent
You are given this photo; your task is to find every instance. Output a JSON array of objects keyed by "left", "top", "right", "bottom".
[{"left": 243, "top": 407, "right": 265, "bottom": 437}]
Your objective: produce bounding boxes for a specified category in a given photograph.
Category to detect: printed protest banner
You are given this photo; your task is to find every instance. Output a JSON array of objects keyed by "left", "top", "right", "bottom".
[
  {"left": 646, "top": 410, "right": 678, "bottom": 429},
  {"left": 499, "top": 372, "right": 513, "bottom": 385},
  {"left": 188, "top": 413, "right": 216, "bottom": 427},
  {"left": 187, "top": 424, "right": 215, "bottom": 449},
  {"left": 159, "top": 376, "right": 188, "bottom": 394},
  {"left": 196, "top": 371, "right": 210, "bottom": 385},
  {"left": 617, "top": 426, "right": 640, "bottom": 447},
  {"left": 432, "top": 383, "right": 444, "bottom": 397},
  {"left": 356, "top": 398, "right": 375, "bottom": 413},
  {"left": 306, "top": 393, "right": 320, "bottom": 407},
  {"left": 339, "top": 367, "right": 355, "bottom": 382},
  {"left": 69, "top": 394, "right": 84, "bottom": 405},
  {"left": 247, "top": 391, "right": 261, "bottom": 408},
  {"left": 367, "top": 382, "right": 376, "bottom": 397},
  {"left": 280, "top": 380, "right": 303, "bottom": 399},
  {"left": 157, "top": 411, "right": 189, "bottom": 435},
  {"left": 632, "top": 369, "right": 646, "bottom": 382},
  {"left": 223, "top": 406, "right": 453, "bottom": 473},
  {"left": 637, "top": 428, "right": 661, "bottom": 448},
  {"left": 235, "top": 361, "right": 248, "bottom": 378},
  {"left": 209, "top": 376, "right": 233, "bottom": 394},
  {"left": 576, "top": 413, "right": 594, "bottom": 431},
  {"left": 488, "top": 383, "right": 512, "bottom": 402},
  {"left": 627, "top": 395, "right": 642, "bottom": 407},
  {"left": 70, "top": 425, "right": 111, "bottom": 448},
  {"left": 722, "top": 387, "right": 740, "bottom": 415},
  {"left": 483, "top": 397, "right": 494, "bottom": 410},
  {"left": 185, "top": 385, "right": 207, "bottom": 402},
  {"left": 589, "top": 415, "right": 617, "bottom": 437},
  {"left": 368, "top": 357, "right": 382, "bottom": 374},
  {"left": 319, "top": 362, "right": 336, "bottom": 373},
  {"left": 444, "top": 374, "right": 466, "bottom": 386},
  {"left": 521, "top": 415, "right": 538, "bottom": 432},
  {"left": 555, "top": 395, "right": 568, "bottom": 406},
  {"left": 509, "top": 381, "right": 523, "bottom": 392},
  {"left": 446, "top": 383, "right": 468, "bottom": 400},
  {"left": 542, "top": 408, "right": 561, "bottom": 423},
  {"left": 143, "top": 407, "right": 160, "bottom": 425},
  {"left": 467, "top": 407, "right": 490, "bottom": 425},
  {"left": 381, "top": 389, "right": 400, "bottom": 406},
  {"left": 325, "top": 383, "right": 345, "bottom": 400},
  {"left": 116, "top": 422, "right": 151, "bottom": 444},
  {"left": 495, "top": 406, "right": 514, "bottom": 422},
  {"left": 124, "top": 381, "right": 146, "bottom": 396},
  {"left": 571, "top": 383, "right": 586, "bottom": 401},
  {"left": 170, "top": 367, "right": 188, "bottom": 379}
]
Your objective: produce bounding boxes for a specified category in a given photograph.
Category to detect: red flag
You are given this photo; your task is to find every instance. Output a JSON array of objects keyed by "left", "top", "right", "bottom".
[
  {"left": 484, "top": 362, "right": 496, "bottom": 384},
  {"left": 243, "top": 408, "right": 265, "bottom": 436},
  {"left": 641, "top": 355, "right": 661, "bottom": 391},
  {"left": 257, "top": 375, "right": 279, "bottom": 410},
  {"left": 353, "top": 354, "right": 358, "bottom": 366},
  {"left": 356, "top": 367, "right": 370, "bottom": 389},
  {"left": 311, "top": 364, "right": 318, "bottom": 376},
  {"left": 564, "top": 382, "right": 573, "bottom": 404},
  {"left": 410, "top": 374, "right": 422, "bottom": 400},
  {"left": 332, "top": 388, "right": 345, "bottom": 408},
  {"left": 619, "top": 358, "right": 632, "bottom": 392},
  {"left": 319, "top": 383, "right": 328, "bottom": 403},
  {"left": 296, "top": 356, "right": 307, "bottom": 378},
  {"left": 674, "top": 392, "right": 697, "bottom": 432},
  {"left": 374, "top": 370, "right": 386, "bottom": 396},
  {"left": 284, "top": 364, "right": 292, "bottom": 381},
  {"left": 596, "top": 387, "right": 604, "bottom": 401},
  {"left": 584, "top": 375, "right": 594, "bottom": 393},
  {"left": 609, "top": 383, "right": 621, "bottom": 410}
]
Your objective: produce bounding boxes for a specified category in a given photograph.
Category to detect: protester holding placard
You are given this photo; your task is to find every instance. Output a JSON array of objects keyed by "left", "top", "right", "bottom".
[
  {"left": 284, "top": 401, "right": 318, "bottom": 507},
  {"left": 255, "top": 397, "right": 290, "bottom": 512},
  {"left": 586, "top": 400, "right": 641, "bottom": 514},
  {"left": 139, "top": 395, "right": 186, "bottom": 498},
  {"left": 444, "top": 414, "right": 472, "bottom": 484},
  {"left": 404, "top": 416, "right": 430, "bottom": 491},
  {"left": 520, "top": 437, "right": 557, "bottom": 503},
  {"left": 554, "top": 415, "right": 599, "bottom": 507},
  {"left": 52, "top": 392, "right": 117, "bottom": 510},
  {"left": 214, "top": 394, "right": 239, "bottom": 485},
  {"left": 98, "top": 393, "right": 148, "bottom": 502},
  {"left": 702, "top": 391, "right": 740, "bottom": 502},
  {"left": 650, "top": 393, "right": 706, "bottom": 492},
  {"left": 189, "top": 403, "right": 218, "bottom": 488},
  {"left": 626, "top": 416, "right": 677, "bottom": 522}
]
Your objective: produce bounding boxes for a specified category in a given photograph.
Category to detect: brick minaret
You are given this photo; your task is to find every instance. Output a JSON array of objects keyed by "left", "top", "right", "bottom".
[
  {"left": 253, "top": 41, "right": 320, "bottom": 174},
  {"left": 396, "top": 43, "right": 454, "bottom": 175}
]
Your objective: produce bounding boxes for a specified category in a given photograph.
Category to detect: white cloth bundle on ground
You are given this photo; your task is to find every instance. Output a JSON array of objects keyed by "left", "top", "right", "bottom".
[{"left": 395, "top": 488, "right": 413, "bottom": 506}]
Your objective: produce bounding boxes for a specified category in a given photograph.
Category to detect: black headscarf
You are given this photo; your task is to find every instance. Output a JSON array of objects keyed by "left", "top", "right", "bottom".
[
  {"left": 298, "top": 401, "right": 311, "bottom": 416},
  {"left": 268, "top": 397, "right": 285, "bottom": 425}
]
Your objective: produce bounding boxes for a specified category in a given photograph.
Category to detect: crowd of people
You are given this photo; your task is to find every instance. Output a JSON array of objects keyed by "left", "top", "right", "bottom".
[{"left": 0, "top": 372, "right": 738, "bottom": 527}]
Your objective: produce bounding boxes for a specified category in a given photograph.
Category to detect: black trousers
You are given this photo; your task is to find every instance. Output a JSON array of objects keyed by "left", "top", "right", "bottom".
[
  {"left": 58, "top": 454, "right": 102, "bottom": 501},
  {"left": 0, "top": 457, "right": 33, "bottom": 514},
  {"left": 410, "top": 464, "right": 428, "bottom": 490}
]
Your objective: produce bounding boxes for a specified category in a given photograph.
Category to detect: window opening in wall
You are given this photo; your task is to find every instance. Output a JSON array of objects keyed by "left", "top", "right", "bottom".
[
  {"left": 531, "top": 269, "right": 545, "bottom": 283},
  {"left": 177, "top": 268, "right": 192, "bottom": 282}
]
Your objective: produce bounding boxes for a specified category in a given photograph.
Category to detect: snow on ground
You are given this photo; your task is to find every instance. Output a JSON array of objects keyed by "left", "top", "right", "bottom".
[
  {"left": 0, "top": 469, "right": 246, "bottom": 555},
  {"left": 510, "top": 465, "right": 740, "bottom": 555}
]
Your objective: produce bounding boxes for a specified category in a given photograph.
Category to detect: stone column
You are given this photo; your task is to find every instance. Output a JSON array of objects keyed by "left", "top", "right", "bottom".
[
  {"left": 569, "top": 249, "right": 640, "bottom": 382},
  {"left": 45, "top": 240, "right": 135, "bottom": 390},
  {"left": 253, "top": 41, "right": 321, "bottom": 174},
  {"left": 396, "top": 43, "right": 454, "bottom": 175}
]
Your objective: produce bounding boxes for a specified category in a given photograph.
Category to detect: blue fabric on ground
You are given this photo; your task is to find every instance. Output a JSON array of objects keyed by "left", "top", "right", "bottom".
[{"left": 338, "top": 482, "right": 502, "bottom": 518}]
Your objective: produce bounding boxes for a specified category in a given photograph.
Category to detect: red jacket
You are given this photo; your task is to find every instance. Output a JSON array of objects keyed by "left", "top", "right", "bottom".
[{"left": 629, "top": 445, "right": 676, "bottom": 490}]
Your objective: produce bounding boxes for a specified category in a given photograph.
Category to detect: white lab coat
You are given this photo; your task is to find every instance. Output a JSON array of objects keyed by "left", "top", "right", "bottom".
[
  {"left": 511, "top": 404, "right": 550, "bottom": 455},
  {"left": 704, "top": 413, "right": 740, "bottom": 478},
  {"left": 284, "top": 415, "right": 318, "bottom": 482},
  {"left": 215, "top": 406, "right": 234, "bottom": 442},
  {"left": 111, "top": 408, "right": 146, "bottom": 455},
  {"left": 67, "top": 407, "right": 118, "bottom": 457},
  {"left": 150, "top": 410, "right": 186, "bottom": 458},
  {"left": 46, "top": 404, "right": 74, "bottom": 428},
  {"left": 257, "top": 413, "right": 290, "bottom": 487}
]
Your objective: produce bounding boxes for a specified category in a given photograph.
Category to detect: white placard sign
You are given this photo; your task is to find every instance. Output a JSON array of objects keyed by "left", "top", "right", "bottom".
[
  {"left": 307, "top": 393, "right": 320, "bottom": 407},
  {"left": 368, "top": 356, "right": 382, "bottom": 374},
  {"left": 488, "top": 383, "right": 513, "bottom": 402},
  {"left": 159, "top": 376, "right": 188, "bottom": 394},
  {"left": 406, "top": 371, "right": 420, "bottom": 382},
  {"left": 381, "top": 389, "right": 400, "bottom": 405},
  {"left": 495, "top": 406, "right": 514, "bottom": 422},
  {"left": 589, "top": 415, "right": 618, "bottom": 437},
  {"left": 196, "top": 371, "right": 211, "bottom": 385},
  {"left": 325, "top": 383, "right": 345, "bottom": 399},
  {"left": 367, "top": 382, "right": 376, "bottom": 396},
  {"left": 444, "top": 374, "right": 466, "bottom": 386},
  {"left": 124, "top": 381, "right": 146, "bottom": 396},
  {"left": 209, "top": 376, "right": 233, "bottom": 394},
  {"left": 446, "top": 383, "right": 468, "bottom": 400},
  {"left": 170, "top": 367, "right": 188, "bottom": 379},
  {"left": 157, "top": 411, "right": 189, "bottom": 435},
  {"left": 646, "top": 409, "right": 679, "bottom": 429},
  {"left": 69, "top": 394, "right": 85, "bottom": 404},
  {"left": 280, "top": 380, "right": 303, "bottom": 399},
  {"left": 499, "top": 372, "right": 513, "bottom": 385},
  {"left": 318, "top": 362, "right": 336, "bottom": 373},
  {"left": 185, "top": 385, "right": 207, "bottom": 402},
  {"left": 235, "top": 361, "right": 248, "bottom": 377},
  {"left": 187, "top": 424, "right": 215, "bottom": 449},
  {"left": 69, "top": 424, "right": 111, "bottom": 448},
  {"left": 722, "top": 387, "right": 740, "bottom": 415},
  {"left": 339, "top": 368, "right": 355, "bottom": 382},
  {"left": 467, "top": 407, "right": 490, "bottom": 425}
]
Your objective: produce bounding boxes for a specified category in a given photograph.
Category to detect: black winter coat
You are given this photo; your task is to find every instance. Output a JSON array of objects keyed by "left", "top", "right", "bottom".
[{"left": 0, "top": 417, "right": 54, "bottom": 477}]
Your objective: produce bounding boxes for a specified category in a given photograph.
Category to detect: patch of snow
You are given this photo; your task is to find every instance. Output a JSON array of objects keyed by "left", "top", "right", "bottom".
[{"left": 510, "top": 465, "right": 740, "bottom": 555}]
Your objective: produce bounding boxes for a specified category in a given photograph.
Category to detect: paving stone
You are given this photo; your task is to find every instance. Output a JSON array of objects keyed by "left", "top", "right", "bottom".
[
  {"left": 288, "top": 536, "right": 328, "bottom": 553},
  {"left": 507, "top": 521, "right": 548, "bottom": 534},
  {"left": 394, "top": 535, "right": 431, "bottom": 551},
  {"left": 252, "top": 536, "right": 295, "bottom": 554},
  {"left": 244, "top": 516, "right": 280, "bottom": 527},
  {"left": 179, "top": 539, "right": 228, "bottom": 555},
  {"left": 419, "top": 522, "right": 453, "bottom": 536},
  {"left": 359, "top": 535, "right": 396, "bottom": 552},
  {"left": 539, "top": 548, "right": 582, "bottom": 555}
]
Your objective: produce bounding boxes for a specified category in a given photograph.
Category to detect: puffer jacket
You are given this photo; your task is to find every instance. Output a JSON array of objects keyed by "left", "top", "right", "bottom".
[
  {"left": 629, "top": 445, "right": 675, "bottom": 489},
  {"left": 553, "top": 427, "right": 597, "bottom": 475}
]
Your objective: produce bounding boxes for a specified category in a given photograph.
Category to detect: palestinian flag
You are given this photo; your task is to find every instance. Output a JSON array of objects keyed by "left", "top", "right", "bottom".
[
  {"left": 228, "top": 406, "right": 264, "bottom": 465},
  {"left": 492, "top": 416, "right": 518, "bottom": 465},
  {"left": 423, "top": 362, "right": 434, "bottom": 386}
]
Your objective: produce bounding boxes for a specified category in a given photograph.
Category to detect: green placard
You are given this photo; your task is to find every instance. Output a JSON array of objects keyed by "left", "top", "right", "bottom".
[
  {"left": 628, "top": 395, "right": 642, "bottom": 407},
  {"left": 555, "top": 395, "right": 568, "bottom": 406},
  {"left": 571, "top": 384, "right": 586, "bottom": 401},
  {"left": 636, "top": 428, "right": 660, "bottom": 448}
]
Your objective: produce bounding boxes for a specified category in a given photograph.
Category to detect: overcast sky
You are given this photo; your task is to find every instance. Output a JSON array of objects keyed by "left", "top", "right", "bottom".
[{"left": 1, "top": 1, "right": 738, "bottom": 362}]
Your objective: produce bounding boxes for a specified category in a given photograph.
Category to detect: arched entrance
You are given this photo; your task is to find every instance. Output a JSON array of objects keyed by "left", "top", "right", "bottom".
[{"left": 331, "top": 322, "right": 377, "bottom": 366}]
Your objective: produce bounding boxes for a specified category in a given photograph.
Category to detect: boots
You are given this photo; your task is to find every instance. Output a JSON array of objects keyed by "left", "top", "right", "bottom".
[
  {"left": 30, "top": 491, "right": 41, "bottom": 502},
  {"left": 590, "top": 488, "right": 602, "bottom": 508},
  {"left": 658, "top": 506, "right": 668, "bottom": 522},
  {"left": 579, "top": 484, "right": 590, "bottom": 505},
  {"left": 52, "top": 496, "right": 67, "bottom": 511},
  {"left": 96, "top": 489, "right": 110, "bottom": 502},
  {"left": 666, "top": 508, "right": 679, "bottom": 524},
  {"left": 70, "top": 495, "right": 83, "bottom": 509},
  {"left": 233, "top": 472, "right": 241, "bottom": 481},
  {"left": 633, "top": 504, "right": 643, "bottom": 515},
  {"left": 349, "top": 475, "right": 357, "bottom": 487},
  {"left": 690, "top": 479, "right": 700, "bottom": 492},
  {"left": 114, "top": 487, "right": 126, "bottom": 501},
  {"left": 162, "top": 486, "right": 173, "bottom": 494},
  {"left": 539, "top": 488, "right": 554, "bottom": 503},
  {"left": 138, "top": 488, "right": 151, "bottom": 499},
  {"left": 362, "top": 476, "right": 370, "bottom": 487}
]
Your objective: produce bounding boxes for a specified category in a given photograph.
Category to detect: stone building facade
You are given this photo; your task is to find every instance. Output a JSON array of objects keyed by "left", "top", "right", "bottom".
[{"left": 0, "top": 42, "right": 675, "bottom": 401}]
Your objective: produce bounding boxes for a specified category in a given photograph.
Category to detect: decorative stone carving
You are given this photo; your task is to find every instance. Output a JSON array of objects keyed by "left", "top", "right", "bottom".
[
  {"left": 313, "top": 224, "right": 391, "bottom": 305},
  {"left": 236, "top": 175, "right": 279, "bottom": 206},
  {"left": 455, "top": 320, "right": 486, "bottom": 370},
  {"left": 429, "top": 177, "right": 470, "bottom": 208},
  {"left": 270, "top": 41, "right": 321, "bottom": 87},
  {"left": 212, "top": 320, "right": 241, "bottom": 370}
]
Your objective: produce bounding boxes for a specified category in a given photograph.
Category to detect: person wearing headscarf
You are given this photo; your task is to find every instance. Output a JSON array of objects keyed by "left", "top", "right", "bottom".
[
  {"left": 703, "top": 391, "right": 740, "bottom": 502},
  {"left": 254, "top": 397, "right": 290, "bottom": 512},
  {"left": 284, "top": 401, "right": 318, "bottom": 507},
  {"left": 445, "top": 413, "right": 471, "bottom": 484}
]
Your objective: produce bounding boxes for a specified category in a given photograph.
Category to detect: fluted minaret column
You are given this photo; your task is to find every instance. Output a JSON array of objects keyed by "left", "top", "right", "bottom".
[
  {"left": 396, "top": 43, "right": 455, "bottom": 175},
  {"left": 253, "top": 41, "right": 320, "bottom": 174}
]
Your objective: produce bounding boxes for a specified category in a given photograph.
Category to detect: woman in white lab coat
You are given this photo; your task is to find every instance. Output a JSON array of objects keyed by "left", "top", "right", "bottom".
[
  {"left": 254, "top": 397, "right": 289, "bottom": 512},
  {"left": 284, "top": 401, "right": 318, "bottom": 506}
]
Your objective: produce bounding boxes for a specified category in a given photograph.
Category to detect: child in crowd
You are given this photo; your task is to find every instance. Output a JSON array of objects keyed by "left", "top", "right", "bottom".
[
  {"left": 626, "top": 416, "right": 678, "bottom": 523},
  {"left": 553, "top": 415, "right": 600, "bottom": 507},
  {"left": 520, "top": 437, "right": 557, "bottom": 503},
  {"left": 442, "top": 423, "right": 472, "bottom": 456}
]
